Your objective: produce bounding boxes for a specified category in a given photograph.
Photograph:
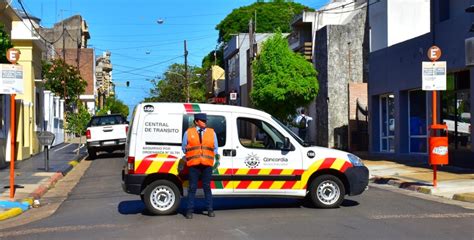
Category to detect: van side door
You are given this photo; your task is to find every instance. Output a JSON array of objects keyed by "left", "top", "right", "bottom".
[
  {"left": 231, "top": 113, "right": 304, "bottom": 195},
  {"left": 183, "top": 112, "right": 234, "bottom": 195}
]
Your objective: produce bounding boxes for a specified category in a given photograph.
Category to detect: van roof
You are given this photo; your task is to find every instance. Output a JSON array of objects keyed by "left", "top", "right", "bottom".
[{"left": 137, "top": 102, "right": 272, "bottom": 118}]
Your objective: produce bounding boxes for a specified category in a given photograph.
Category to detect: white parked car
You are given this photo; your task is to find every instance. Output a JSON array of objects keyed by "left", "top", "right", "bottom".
[{"left": 86, "top": 114, "right": 129, "bottom": 159}]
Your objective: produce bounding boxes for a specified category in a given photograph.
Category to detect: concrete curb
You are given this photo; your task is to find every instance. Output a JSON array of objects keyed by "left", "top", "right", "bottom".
[
  {"left": 370, "top": 176, "right": 474, "bottom": 203},
  {"left": 453, "top": 193, "right": 474, "bottom": 203},
  {"left": 0, "top": 154, "right": 87, "bottom": 221}
]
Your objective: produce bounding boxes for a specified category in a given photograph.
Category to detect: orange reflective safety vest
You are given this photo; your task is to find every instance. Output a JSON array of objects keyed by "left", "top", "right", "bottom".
[{"left": 185, "top": 128, "right": 216, "bottom": 167}]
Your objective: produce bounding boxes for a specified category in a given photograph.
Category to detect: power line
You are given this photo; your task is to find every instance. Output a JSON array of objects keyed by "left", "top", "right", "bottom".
[
  {"left": 113, "top": 55, "right": 183, "bottom": 76},
  {"left": 91, "top": 33, "right": 217, "bottom": 43},
  {"left": 105, "top": 34, "right": 216, "bottom": 51},
  {"left": 17, "top": 0, "right": 65, "bottom": 45},
  {"left": 92, "top": 28, "right": 215, "bottom": 38}
]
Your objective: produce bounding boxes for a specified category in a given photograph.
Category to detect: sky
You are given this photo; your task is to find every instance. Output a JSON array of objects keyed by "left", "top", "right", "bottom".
[{"left": 11, "top": 0, "right": 329, "bottom": 112}]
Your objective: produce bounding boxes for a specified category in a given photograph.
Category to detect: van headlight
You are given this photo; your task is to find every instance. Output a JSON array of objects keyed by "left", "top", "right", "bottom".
[{"left": 347, "top": 154, "right": 364, "bottom": 166}]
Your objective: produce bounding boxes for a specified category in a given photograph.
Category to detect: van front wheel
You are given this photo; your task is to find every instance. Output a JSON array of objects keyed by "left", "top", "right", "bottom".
[
  {"left": 309, "top": 175, "right": 345, "bottom": 208},
  {"left": 143, "top": 180, "right": 181, "bottom": 215}
]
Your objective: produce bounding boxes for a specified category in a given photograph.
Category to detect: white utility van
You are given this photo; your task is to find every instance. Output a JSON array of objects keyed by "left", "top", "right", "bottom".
[{"left": 122, "top": 103, "right": 368, "bottom": 215}]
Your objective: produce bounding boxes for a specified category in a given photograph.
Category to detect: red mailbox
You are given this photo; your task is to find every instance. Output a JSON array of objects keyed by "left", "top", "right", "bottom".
[{"left": 429, "top": 124, "right": 448, "bottom": 165}]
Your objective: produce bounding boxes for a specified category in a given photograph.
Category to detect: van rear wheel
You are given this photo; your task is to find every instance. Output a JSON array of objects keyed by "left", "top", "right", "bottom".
[
  {"left": 143, "top": 180, "right": 180, "bottom": 215},
  {"left": 309, "top": 175, "right": 345, "bottom": 208}
]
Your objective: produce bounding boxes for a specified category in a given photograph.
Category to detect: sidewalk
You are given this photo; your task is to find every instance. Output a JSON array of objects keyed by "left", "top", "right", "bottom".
[
  {"left": 364, "top": 159, "right": 474, "bottom": 203},
  {"left": 0, "top": 138, "right": 87, "bottom": 220}
]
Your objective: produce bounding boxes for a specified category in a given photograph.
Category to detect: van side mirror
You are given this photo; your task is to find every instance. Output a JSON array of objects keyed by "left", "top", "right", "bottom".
[{"left": 282, "top": 137, "right": 291, "bottom": 151}]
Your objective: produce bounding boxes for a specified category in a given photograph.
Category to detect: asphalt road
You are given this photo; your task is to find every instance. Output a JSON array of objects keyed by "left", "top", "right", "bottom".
[{"left": 1, "top": 154, "right": 474, "bottom": 240}]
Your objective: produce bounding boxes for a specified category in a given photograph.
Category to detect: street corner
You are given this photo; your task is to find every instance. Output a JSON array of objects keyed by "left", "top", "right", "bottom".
[
  {"left": 0, "top": 198, "right": 33, "bottom": 221},
  {"left": 370, "top": 175, "right": 433, "bottom": 193},
  {"left": 453, "top": 193, "right": 474, "bottom": 203}
]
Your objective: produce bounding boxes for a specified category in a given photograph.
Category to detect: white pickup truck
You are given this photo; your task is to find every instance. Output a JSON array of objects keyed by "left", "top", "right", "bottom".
[{"left": 86, "top": 114, "right": 128, "bottom": 159}]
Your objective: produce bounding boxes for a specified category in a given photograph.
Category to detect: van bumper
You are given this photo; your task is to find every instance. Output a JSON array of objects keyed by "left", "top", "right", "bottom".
[
  {"left": 121, "top": 170, "right": 146, "bottom": 195},
  {"left": 344, "top": 166, "right": 369, "bottom": 196}
]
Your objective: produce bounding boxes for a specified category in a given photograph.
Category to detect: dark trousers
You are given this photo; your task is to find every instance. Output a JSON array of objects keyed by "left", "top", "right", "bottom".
[
  {"left": 298, "top": 128, "right": 307, "bottom": 141},
  {"left": 187, "top": 165, "right": 213, "bottom": 212}
]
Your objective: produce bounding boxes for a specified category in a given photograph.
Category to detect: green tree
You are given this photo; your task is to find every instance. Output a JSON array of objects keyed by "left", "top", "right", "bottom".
[
  {"left": 216, "top": 1, "right": 311, "bottom": 43},
  {"left": 251, "top": 31, "right": 318, "bottom": 121},
  {"left": 65, "top": 103, "right": 91, "bottom": 154},
  {"left": 0, "top": 23, "right": 14, "bottom": 63},
  {"left": 145, "top": 63, "right": 207, "bottom": 103},
  {"left": 97, "top": 96, "right": 129, "bottom": 117},
  {"left": 42, "top": 59, "right": 87, "bottom": 105}
]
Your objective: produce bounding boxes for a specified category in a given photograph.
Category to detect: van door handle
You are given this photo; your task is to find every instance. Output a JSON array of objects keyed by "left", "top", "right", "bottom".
[{"left": 223, "top": 149, "right": 236, "bottom": 157}]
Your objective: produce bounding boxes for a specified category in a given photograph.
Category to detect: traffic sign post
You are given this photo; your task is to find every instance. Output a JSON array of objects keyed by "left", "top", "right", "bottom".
[
  {"left": 3, "top": 48, "right": 23, "bottom": 198},
  {"left": 423, "top": 46, "right": 448, "bottom": 187},
  {"left": 37, "top": 131, "right": 55, "bottom": 172}
]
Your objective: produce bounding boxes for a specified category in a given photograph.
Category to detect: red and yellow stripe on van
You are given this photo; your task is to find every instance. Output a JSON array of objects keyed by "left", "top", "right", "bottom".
[
  {"left": 135, "top": 155, "right": 352, "bottom": 190},
  {"left": 135, "top": 154, "right": 180, "bottom": 175}
]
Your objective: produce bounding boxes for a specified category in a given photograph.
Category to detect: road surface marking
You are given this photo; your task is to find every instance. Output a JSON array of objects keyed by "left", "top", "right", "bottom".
[
  {"left": 53, "top": 143, "right": 72, "bottom": 152},
  {"left": 370, "top": 212, "right": 474, "bottom": 220}
]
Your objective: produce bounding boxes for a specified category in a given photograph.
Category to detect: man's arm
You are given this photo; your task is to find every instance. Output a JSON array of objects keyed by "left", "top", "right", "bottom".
[{"left": 213, "top": 132, "right": 218, "bottom": 154}]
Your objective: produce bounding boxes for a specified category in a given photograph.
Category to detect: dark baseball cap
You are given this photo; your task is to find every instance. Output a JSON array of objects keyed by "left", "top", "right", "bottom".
[{"left": 194, "top": 113, "right": 207, "bottom": 121}]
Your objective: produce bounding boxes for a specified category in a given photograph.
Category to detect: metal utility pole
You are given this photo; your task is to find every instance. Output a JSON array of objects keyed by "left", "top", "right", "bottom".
[
  {"left": 184, "top": 40, "right": 189, "bottom": 103},
  {"left": 247, "top": 18, "right": 255, "bottom": 107},
  {"left": 61, "top": 13, "right": 67, "bottom": 102}
]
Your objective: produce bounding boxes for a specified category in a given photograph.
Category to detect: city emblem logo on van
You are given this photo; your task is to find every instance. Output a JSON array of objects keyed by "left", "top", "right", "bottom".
[
  {"left": 245, "top": 153, "right": 260, "bottom": 168},
  {"left": 143, "top": 105, "right": 154, "bottom": 112}
]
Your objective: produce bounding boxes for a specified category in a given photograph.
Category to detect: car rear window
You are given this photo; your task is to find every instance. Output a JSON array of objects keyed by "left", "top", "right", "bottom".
[{"left": 90, "top": 115, "right": 126, "bottom": 126}]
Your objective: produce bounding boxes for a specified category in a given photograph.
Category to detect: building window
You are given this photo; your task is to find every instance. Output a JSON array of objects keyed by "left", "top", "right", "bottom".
[
  {"left": 53, "top": 100, "right": 57, "bottom": 118},
  {"left": 35, "top": 91, "right": 41, "bottom": 129},
  {"left": 0, "top": 95, "right": 4, "bottom": 133},
  {"left": 439, "top": 0, "right": 450, "bottom": 22},
  {"left": 380, "top": 94, "right": 395, "bottom": 152},
  {"left": 441, "top": 71, "right": 471, "bottom": 151},
  {"left": 409, "top": 90, "right": 427, "bottom": 153}
]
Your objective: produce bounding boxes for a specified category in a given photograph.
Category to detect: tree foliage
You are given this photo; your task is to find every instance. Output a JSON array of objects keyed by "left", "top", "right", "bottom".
[
  {"left": 145, "top": 63, "right": 207, "bottom": 103},
  {"left": 96, "top": 96, "right": 129, "bottom": 117},
  {"left": 0, "top": 24, "right": 14, "bottom": 63},
  {"left": 201, "top": 48, "right": 224, "bottom": 70},
  {"left": 42, "top": 59, "right": 87, "bottom": 105},
  {"left": 251, "top": 31, "right": 318, "bottom": 121},
  {"left": 216, "top": 1, "right": 311, "bottom": 43},
  {"left": 65, "top": 103, "right": 91, "bottom": 136}
]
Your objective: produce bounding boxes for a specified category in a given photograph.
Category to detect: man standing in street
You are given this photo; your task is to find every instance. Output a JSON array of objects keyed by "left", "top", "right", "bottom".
[
  {"left": 182, "top": 113, "right": 219, "bottom": 219},
  {"left": 295, "top": 109, "right": 313, "bottom": 142}
]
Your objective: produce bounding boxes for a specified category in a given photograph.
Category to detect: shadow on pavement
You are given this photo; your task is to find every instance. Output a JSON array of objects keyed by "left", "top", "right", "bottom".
[
  {"left": 118, "top": 197, "right": 361, "bottom": 216},
  {"left": 86, "top": 152, "right": 125, "bottom": 161},
  {"left": 341, "top": 199, "right": 359, "bottom": 207}
]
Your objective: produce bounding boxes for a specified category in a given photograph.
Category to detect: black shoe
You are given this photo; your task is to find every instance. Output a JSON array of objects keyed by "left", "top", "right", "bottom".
[
  {"left": 185, "top": 212, "right": 193, "bottom": 219},
  {"left": 208, "top": 210, "right": 215, "bottom": 217}
]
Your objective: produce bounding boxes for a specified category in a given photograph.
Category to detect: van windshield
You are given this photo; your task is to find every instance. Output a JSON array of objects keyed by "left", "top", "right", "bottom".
[{"left": 272, "top": 117, "right": 310, "bottom": 147}]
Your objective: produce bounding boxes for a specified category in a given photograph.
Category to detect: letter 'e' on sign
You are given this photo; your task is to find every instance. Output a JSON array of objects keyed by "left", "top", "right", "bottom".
[
  {"left": 427, "top": 46, "right": 441, "bottom": 61},
  {"left": 6, "top": 48, "right": 21, "bottom": 64}
]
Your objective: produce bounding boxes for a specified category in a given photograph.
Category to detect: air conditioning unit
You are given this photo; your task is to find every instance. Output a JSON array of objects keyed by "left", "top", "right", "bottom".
[{"left": 466, "top": 37, "right": 474, "bottom": 66}]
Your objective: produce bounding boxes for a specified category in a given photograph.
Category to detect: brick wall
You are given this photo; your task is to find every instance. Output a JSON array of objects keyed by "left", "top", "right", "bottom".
[{"left": 57, "top": 48, "right": 95, "bottom": 95}]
